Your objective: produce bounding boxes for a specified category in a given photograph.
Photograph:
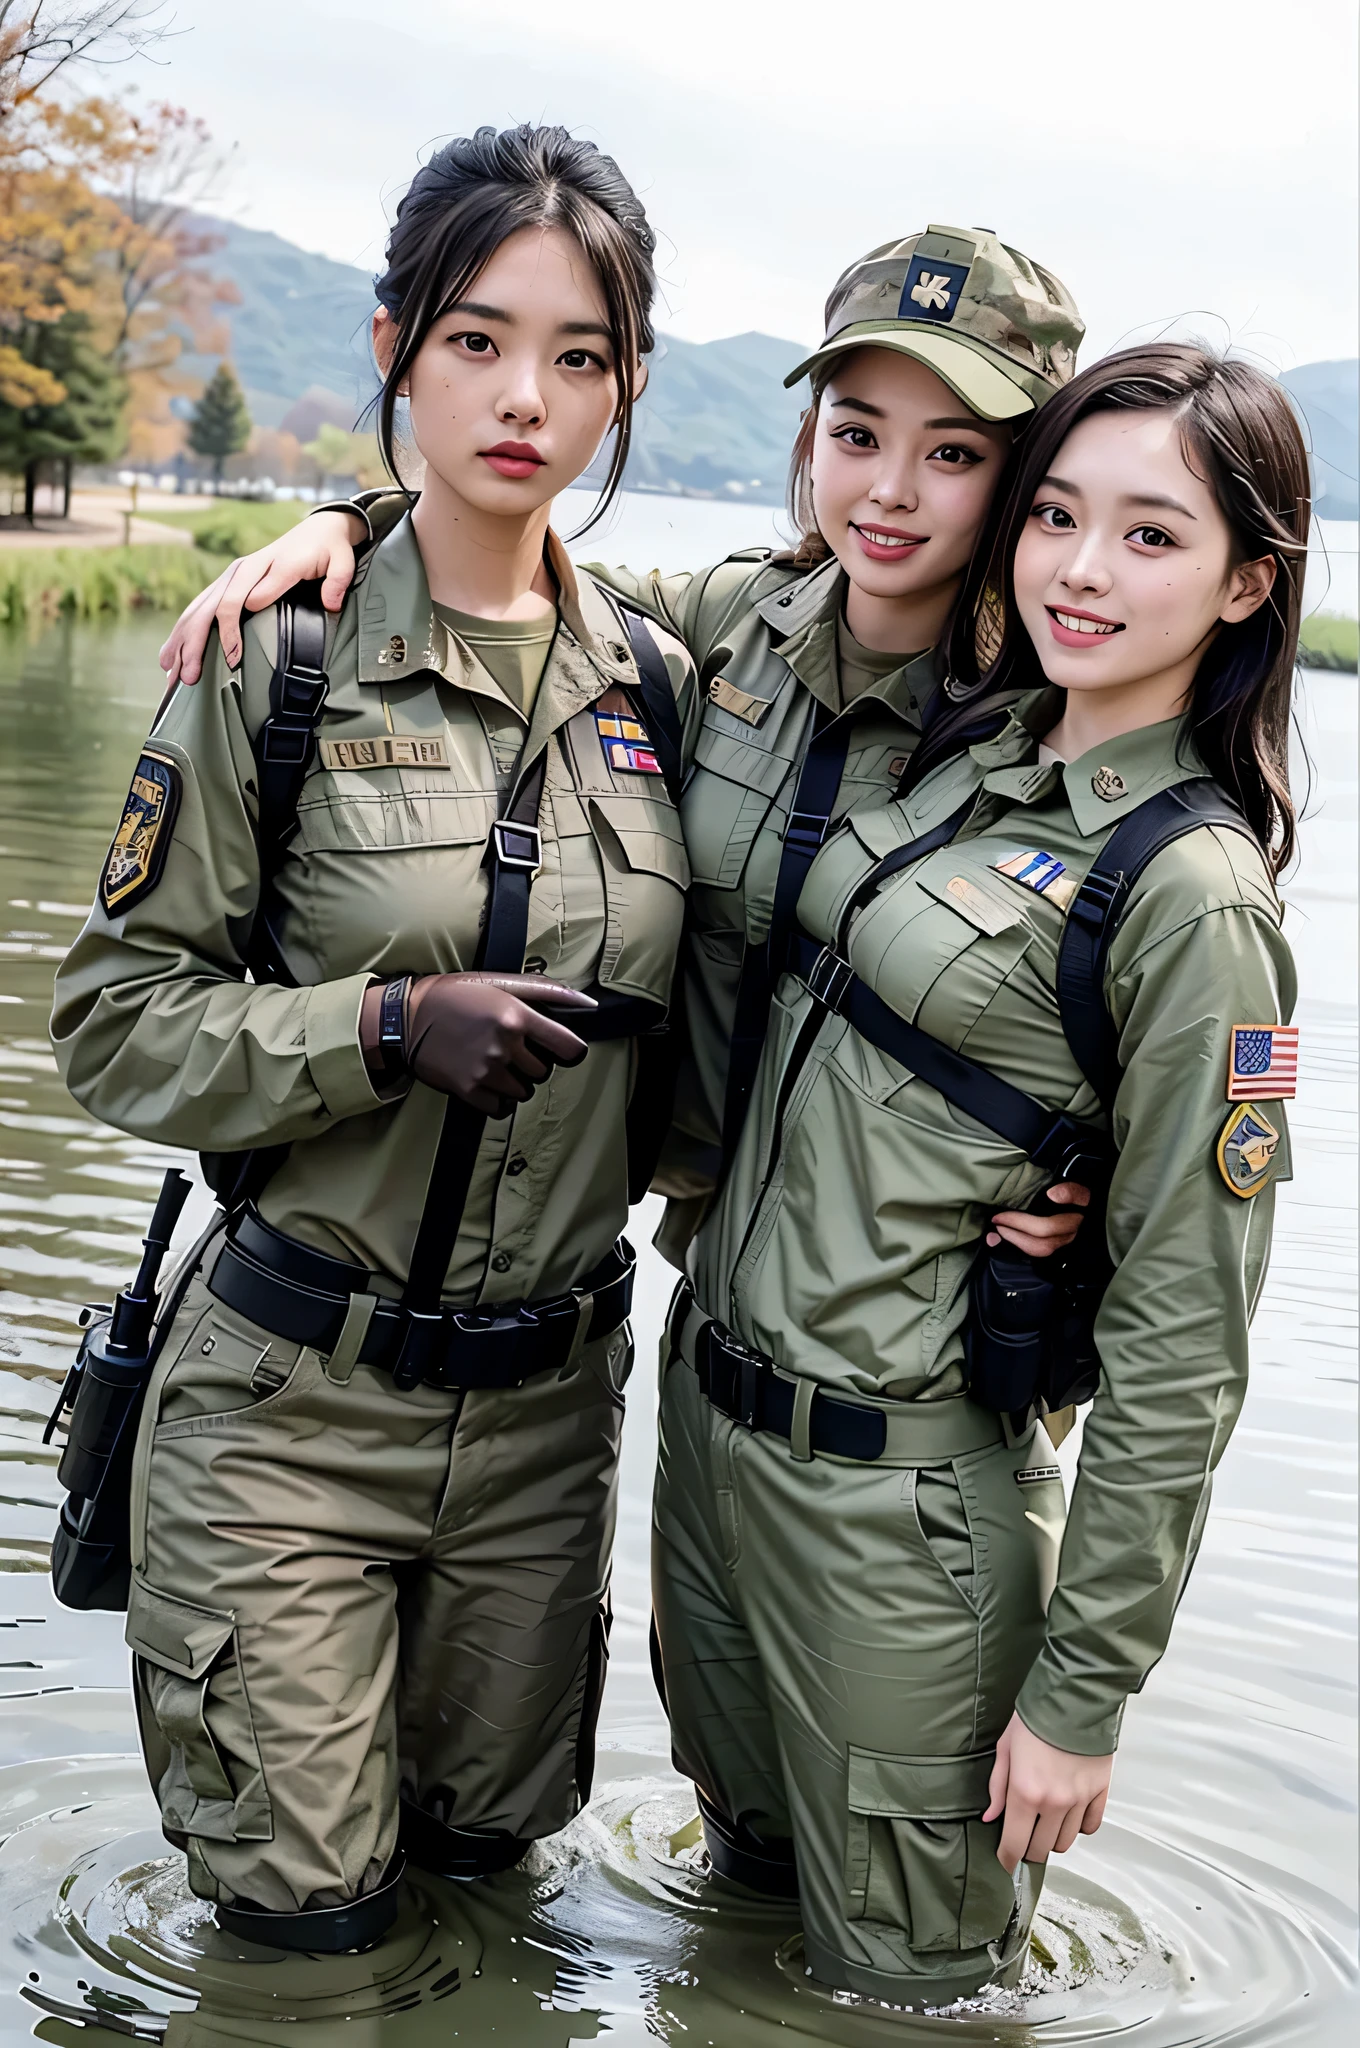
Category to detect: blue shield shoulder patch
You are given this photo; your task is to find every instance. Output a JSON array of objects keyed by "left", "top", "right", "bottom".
[
  {"left": 898, "top": 254, "right": 970, "bottom": 324},
  {"left": 1216, "top": 1104, "right": 1280, "bottom": 1199},
  {"left": 100, "top": 748, "right": 181, "bottom": 916}
]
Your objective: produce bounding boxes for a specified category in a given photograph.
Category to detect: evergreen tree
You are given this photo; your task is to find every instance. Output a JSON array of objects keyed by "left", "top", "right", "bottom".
[
  {"left": 187, "top": 362, "right": 251, "bottom": 488},
  {"left": 0, "top": 313, "right": 128, "bottom": 522}
]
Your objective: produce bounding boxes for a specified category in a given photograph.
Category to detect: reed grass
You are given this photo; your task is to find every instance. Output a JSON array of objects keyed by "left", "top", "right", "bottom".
[
  {"left": 0, "top": 544, "right": 224, "bottom": 625},
  {"left": 1298, "top": 611, "right": 1359, "bottom": 672}
]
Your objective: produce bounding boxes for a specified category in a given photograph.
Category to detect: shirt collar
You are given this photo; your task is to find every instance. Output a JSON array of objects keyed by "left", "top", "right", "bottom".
[
  {"left": 970, "top": 694, "right": 1212, "bottom": 832},
  {"left": 752, "top": 555, "right": 938, "bottom": 724},
  {"left": 355, "top": 515, "right": 635, "bottom": 699}
]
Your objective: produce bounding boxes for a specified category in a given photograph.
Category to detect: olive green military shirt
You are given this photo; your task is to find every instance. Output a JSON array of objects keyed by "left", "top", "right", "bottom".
[
  {"left": 330, "top": 495, "right": 945, "bottom": 1249},
  {"left": 584, "top": 551, "right": 941, "bottom": 1250},
  {"left": 51, "top": 517, "right": 698, "bottom": 1304},
  {"left": 691, "top": 694, "right": 1296, "bottom": 1755}
]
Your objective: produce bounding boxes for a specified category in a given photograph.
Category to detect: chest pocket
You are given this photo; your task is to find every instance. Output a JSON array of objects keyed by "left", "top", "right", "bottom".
[
  {"left": 586, "top": 793, "right": 689, "bottom": 1004},
  {"left": 848, "top": 850, "right": 1034, "bottom": 1056}
]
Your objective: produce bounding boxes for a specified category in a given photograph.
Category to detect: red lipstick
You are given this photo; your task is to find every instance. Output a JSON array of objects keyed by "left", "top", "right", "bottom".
[
  {"left": 851, "top": 521, "right": 928, "bottom": 564},
  {"left": 481, "top": 441, "right": 546, "bottom": 479},
  {"left": 1044, "top": 604, "right": 1125, "bottom": 648}
]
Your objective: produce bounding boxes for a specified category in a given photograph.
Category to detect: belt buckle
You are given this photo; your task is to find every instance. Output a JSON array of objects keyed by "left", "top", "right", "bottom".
[
  {"left": 492, "top": 819, "right": 542, "bottom": 877},
  {"left": 805, "top": 945, "right": 853, "bottom": 1011},
  {"left": 785, "top": 809, "right": 830, "bottom": 858}
]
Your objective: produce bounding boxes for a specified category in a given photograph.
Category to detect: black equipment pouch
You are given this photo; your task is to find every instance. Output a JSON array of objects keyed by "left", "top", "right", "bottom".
[{"left": 46, "top": 1167, "right": 194, "bottom": 1610}]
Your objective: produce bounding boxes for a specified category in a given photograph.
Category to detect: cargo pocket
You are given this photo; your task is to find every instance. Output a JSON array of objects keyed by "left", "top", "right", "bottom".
[
  {"left": 844, "top": 1747, "right": 1015, "bottom": 1951},
  {"left": 127, "top": 1580, "right": 272, "bottom": 1844},
  {"left": 588, "top": 794, "right": 690, "bottom": 1004}
]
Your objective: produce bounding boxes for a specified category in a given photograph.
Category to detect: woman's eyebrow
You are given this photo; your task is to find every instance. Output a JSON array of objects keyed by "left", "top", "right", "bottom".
[
  {"left": 1123, "top": 491, "right": 1197, "bottom": 519},
  {"left": 827, "top": 396, "right": 885, "bottom": 418},
  {"left": 559, "top": 320, "right": 613, "bottom": 338},
  {"left": 443, "top": 300, "right": 509, "bottom": 322},
  {"left": 924, "top": 416, "right": 996, "bottom": 432}
]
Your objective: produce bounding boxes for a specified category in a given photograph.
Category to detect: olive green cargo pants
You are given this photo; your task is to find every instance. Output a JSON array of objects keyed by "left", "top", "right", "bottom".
[
  {"left": 125, "top": 1248, "right": 629, "bottom": 1914},
  {"left": 652, "top": 1329, "right": 1063, "bottom": 2005}
]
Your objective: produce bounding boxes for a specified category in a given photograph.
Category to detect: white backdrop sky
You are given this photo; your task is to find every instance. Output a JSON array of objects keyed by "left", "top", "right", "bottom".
[{"left": 132, "top": 0, "right": 1356, "bottom": 369}]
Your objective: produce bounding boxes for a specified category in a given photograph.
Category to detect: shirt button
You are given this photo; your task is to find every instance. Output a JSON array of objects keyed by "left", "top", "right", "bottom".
[
  {"left": 506, "top": 1155, "right": 528, "bottom": 1177},
  {"left": 491, "top": 1250, "right": 513, "bottom": 1273}
]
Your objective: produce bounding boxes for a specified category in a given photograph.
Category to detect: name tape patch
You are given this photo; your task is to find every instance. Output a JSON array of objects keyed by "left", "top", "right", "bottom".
[
  {"left": 1227, "top": 1025, "right": 1298, "bottom": 1101},
  {"left": 319, "top": 735, "right": 449, "bottom": 771}
]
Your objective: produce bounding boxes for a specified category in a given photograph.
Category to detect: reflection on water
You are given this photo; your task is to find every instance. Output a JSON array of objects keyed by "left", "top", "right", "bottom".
[{"left": 0, "top": 606, "right": 1354, "bottom": 2045}]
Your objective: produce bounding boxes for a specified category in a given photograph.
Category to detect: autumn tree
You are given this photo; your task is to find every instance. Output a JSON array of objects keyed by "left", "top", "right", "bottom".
[
  {"left": 188, "top": 360, "right": 249, "bottom": 486},
  {"left": 0, "top": 306, "right": 124, "bottom": 512}
]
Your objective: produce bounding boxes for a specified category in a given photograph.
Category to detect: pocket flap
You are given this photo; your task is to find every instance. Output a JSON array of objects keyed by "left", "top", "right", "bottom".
[
  {"left": 589, "top": 795, "right": 690, "bottom": 886},
  {"left": 127, "top": 1579, "right": 235, "bottom": 1679},
  {"left": 916, "top": 868, "right": 1024, "bottom": 937},
  {"left": 847, "top": 1745, "right": 995, "bottom": 1819}
]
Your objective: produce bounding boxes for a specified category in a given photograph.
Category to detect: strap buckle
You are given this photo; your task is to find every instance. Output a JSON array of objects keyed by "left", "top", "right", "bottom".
[
  {"left": 784, "top": 809, "right": 832, "bottom": 858},
  {"left": 491, "top": 819, "right": 543, "bottom": 877},
  {"left": 804, "top": 945, "right": 854, "bottom": 1013},
  {"left": 1030, "top": 1113, "right": 1110, "bottom": 1185},
  {"left": 1069, "top": 867, "right": 1126, "bottom": 939}
]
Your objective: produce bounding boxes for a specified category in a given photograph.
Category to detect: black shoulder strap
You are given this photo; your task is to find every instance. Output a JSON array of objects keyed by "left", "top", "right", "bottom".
[
  {"left": 720, "top": 701, "right": 851, "bottom": 1164},
  {"left": 615, "top": 601, "right": 684, "bottom": 806},
  {"left": 248, "top": 582, "right": 330, "bottom": 988},
  {"left": 1056, "top": 778, "right": 1256, "bottom": 1107}
]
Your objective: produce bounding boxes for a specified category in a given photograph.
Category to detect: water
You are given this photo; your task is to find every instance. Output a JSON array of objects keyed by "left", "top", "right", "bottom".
[{"left": 0, "top": 500, "right": 1355, "bottom": 2043}]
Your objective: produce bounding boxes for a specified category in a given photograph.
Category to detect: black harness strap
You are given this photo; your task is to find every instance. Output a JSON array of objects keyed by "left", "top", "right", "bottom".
[
  {"left": 615, "top": 601, "right": 684, "bottom": 806},
  {"left": 249, "top": 582, "right": 330, "bottom": 986},
  {"left": 721, "top": 702, "right": 852, "bottom": 1164},
  {"left": 1056, "top": 778, "right": 1254, "bottom": 1107}
]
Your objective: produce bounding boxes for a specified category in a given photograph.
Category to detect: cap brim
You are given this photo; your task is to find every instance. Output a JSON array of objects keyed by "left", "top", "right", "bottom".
[{"left": 784, "top": 326, "right": 1035, "bottom": 422}]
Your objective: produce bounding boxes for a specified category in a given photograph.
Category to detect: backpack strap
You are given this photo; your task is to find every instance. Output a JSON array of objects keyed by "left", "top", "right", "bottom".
[
  {"left": 1056, "top": 778, "right": 1256, "bottom": 1107},
  {"left": 721, "top": 700, "right": 851, "bottom": 1164},
  {"left": 248, "top": 581, "right": 330, "bottom": 987},
  {"left": 611, "top": 599, "right": 684, "bottom": 806}
]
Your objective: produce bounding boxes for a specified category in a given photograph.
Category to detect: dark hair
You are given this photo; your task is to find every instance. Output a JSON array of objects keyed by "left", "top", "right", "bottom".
[
  {"left": 941, "top": 343, "right": 1311, "bottom": 871},
  {"left": 782, "top": 395, "right": 832, "bottom": 566},
  {"left": 371, "top": 123, "right": 657, "bottom": 525}
]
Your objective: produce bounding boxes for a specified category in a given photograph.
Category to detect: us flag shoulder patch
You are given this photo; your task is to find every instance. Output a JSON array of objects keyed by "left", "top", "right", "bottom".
[
  {"left": 1227, "top": 1025, "right": 1298, "bottom": 1101},
  {"left": 596, "top": 707, "right": 662, "bottom": 777}
]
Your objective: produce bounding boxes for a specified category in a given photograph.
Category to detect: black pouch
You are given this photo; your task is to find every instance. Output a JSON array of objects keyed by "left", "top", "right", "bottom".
[
  {"left": 46, "top": 1170, "right": 193, "bottom": 1611},
  {"left": 963, "top": 1246, "right": 1056, "bottom": 1415}
]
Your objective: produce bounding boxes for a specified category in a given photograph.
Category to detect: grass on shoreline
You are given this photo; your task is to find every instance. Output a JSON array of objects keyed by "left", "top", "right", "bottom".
[
  {"left": 1298, "top": 612, "right": 1359, "bottom": 671},
  {"left": 141, "top": 502, "right": 308, "bottom": 555}
]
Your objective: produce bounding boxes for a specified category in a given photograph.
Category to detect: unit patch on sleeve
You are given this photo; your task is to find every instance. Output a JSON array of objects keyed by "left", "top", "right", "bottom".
[
  {"left": 1227, "top": 1025, "right": 1299, "bottom": 1101},
  {"left": 595, "top": 705, "right": 662, "bottom": 776},
  {"left": 1216, "top": 1104, "right": 1280, "bottom": 1198},
  {"left": 100, "top": 748, "right": 182, "bottom": 916},
  {"left": 991, "top": 849, "right": 1077, "bottom": 911}
]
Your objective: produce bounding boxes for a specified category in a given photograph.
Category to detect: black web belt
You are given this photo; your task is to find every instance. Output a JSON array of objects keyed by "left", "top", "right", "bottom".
[
  {"left": 673, "top": 1285, "right": 890, "bottom": 1462},
  {"left": 210, "top": 1205, "right": 635, "bottom": 1392}
]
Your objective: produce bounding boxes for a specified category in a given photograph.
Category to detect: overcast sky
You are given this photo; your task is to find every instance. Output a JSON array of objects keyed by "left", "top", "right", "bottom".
[{"left": 129, "top": 0, "right": 1356, "bottom": 369}]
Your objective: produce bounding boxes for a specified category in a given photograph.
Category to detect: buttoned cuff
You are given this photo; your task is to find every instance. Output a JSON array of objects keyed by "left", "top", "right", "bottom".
[
  {"left": 304, "top": 973, "right": 385, "bottom": 1120},
  {"left": 1014, "top": 1670, "right": 1126, "bottom": 1758}
]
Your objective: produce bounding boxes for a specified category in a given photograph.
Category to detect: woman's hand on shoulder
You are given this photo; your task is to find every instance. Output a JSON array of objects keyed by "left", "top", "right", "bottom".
[
  {"left": 985, "top": 1710, "right": 1113, "bottom": 1872},
  {"left": 989, "top": 1180, "right": 1091, "bottom": 1256},
  {"left": 158, "top": 510, "right": 368, "bottom": 685}
]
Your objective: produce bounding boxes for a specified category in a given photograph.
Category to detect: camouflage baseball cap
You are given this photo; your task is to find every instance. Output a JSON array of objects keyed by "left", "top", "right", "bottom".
[{"left": 785, "top": 225, "right": 1084, "bottom": 420}]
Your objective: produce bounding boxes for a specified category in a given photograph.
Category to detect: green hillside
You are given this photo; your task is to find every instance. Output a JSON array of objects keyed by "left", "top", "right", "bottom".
[{"left": 183, "top": 215, "right": 1356, "bottom": 516}]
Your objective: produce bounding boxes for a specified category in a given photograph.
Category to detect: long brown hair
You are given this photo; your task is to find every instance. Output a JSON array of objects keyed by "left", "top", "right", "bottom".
[
  {"left": 370, "top": 124, "right": 656, "bottom": 530},
  {"left": 939, "top": 343, "right": 1311, "bottom": 870}
]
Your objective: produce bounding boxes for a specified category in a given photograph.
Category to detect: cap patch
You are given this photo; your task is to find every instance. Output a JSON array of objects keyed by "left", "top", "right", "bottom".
[
  {"left": 1227, "top": 1025, "right": 1298, "bottom": 1101},
  {"left": 899, "top": 254, "right": 970, "bottom": 324},
  {"left": 992, "top": 849, "right": 1077, "bottom": 911},
  {"left": 596, "top": 708, "right": 662, "bottom": 776},
  {"left": 100, "top": 748, "right": 181, "bottom": 916},
  {"left": 1216, "top": 1104, "right": 1280, "bottom": 1198}
]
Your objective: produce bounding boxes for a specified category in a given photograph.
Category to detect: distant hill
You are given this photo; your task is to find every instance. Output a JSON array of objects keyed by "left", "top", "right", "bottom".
[
  {"left": 1281, "top": 360, "right": 1358, "bottom": 520},
  {"left": 181, "top": 216, "right": 1356, "bottom": 515}
]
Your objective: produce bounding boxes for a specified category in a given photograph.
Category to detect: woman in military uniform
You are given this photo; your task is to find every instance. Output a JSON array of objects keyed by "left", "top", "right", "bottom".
[
  {"left": 653, "top": 344, "right": 1305, "bottom": 2003},
  {"left": 50, "top": 124, "right": 699, "bottom": 1952}
]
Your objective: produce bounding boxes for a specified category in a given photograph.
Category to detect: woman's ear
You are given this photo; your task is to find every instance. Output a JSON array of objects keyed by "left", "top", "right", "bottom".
[
  {"left": 372, "top": 306, "right": 401, "bottom": 383},
  {"left": 1221, "top": 553, "right": 1277, "bottom": 624}
]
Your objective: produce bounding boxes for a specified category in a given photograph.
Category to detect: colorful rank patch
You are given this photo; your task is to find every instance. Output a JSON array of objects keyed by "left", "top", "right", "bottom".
[
  {"left": 1216, "top": 1104, "right": 1280, "bottom": 1197},
  {"left": 100, "top": 748, "right": 181, "bottom": 916},
  {"left": 991, "top": 849, "right": 1077, "bottom": 911},
  {"left": 1227, "top": 1025, "right": 1299, "bottom": 1101},
  {"left": 595, "top": 708, "right": 662, "bottom": 776}
]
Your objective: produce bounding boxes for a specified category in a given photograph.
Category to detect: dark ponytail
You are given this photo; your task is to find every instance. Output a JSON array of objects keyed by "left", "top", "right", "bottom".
[
  {"left": 942, "top": 343, "right": 1311, "bottom": 871},
  {"left": 371, "top": 123, "right": 657, "bottom": 527}
]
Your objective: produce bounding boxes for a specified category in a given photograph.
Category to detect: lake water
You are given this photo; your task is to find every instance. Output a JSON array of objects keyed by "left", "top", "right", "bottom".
[{"left": 0, "top": 497, "right": 1354, "bottom": 2044}]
